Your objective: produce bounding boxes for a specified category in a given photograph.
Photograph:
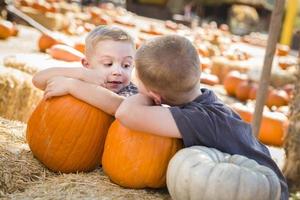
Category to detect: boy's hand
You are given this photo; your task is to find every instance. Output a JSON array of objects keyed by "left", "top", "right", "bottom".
[
  {"left": 44, "top": 76, "right": 73, "bottom": 100},
  {"left": 81, "top": 68, "right": 107, "bottom": 87}
]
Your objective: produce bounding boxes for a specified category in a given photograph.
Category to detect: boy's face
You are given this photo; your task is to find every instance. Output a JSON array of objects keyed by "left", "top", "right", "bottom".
[{"left": 85, "top": 40, "right": 135, "bottom": 93}]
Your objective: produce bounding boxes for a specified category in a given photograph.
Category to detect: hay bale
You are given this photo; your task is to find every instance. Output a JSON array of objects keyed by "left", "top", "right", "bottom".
[
  {"left": 3, "top": 54, "right": 82, "bottom": 75},
  {"left": 3, "top": 55, "right": 42, "bottom": 75},
  {"left": 8, "top": 169, "right": 170, "bottom": 200},
  {"left": 0, "top": 118, "right": 170, "bottom": 199},
  {"left": 0, "top": 66, "right": 43, "bottom": 122},
  {"left": 0, "top": 117, "right": 56, "bottom": 197}
]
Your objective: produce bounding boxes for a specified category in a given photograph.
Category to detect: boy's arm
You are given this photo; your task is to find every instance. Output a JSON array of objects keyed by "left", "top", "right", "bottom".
[
  {"left": 33, "top": 67, "right": 106, "bottom": 90},
  {"left": 115, "top": 94, "right": 182, "bottom": 138},
  {"left": 44, "top": 77, "right": 124, "bottom": 115},
  {"left": 32, "top": 67, "right": 84, "bottom": 90}
]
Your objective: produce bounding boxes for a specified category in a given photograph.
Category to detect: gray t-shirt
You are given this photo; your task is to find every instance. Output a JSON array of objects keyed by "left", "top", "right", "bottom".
[
  {"left": 117, "top": 82, "right": 138, "bottom": 97},
  {"left": 169, "top": 88, "right": 288, "bottom": 200}
]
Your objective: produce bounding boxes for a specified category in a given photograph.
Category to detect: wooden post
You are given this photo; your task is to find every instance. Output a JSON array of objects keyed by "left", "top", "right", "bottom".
[{"left": 252, "top": 0, "right": 286, "bottom": 137}]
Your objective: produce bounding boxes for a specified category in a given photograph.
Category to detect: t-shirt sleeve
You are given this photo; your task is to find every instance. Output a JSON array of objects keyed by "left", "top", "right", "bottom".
[
  {"left": 169, "top": 105, "right": 252, "bottom": 149},
  {"left": 169, "top": 106, "right": 215, "bottom": 147},
  {"left": 117, "top": 83, "right": 139, "bottom": 97}
]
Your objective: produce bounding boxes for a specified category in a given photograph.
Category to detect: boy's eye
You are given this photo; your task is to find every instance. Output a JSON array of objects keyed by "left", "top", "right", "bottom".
[
  {"left": 104, "top": 63, "right": 113, "bottom": 67},
  {"left": 123, "top": 63, "right": 132, "bottom": 68}
]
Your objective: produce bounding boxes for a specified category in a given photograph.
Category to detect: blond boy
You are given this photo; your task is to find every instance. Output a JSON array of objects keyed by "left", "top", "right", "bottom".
[{"left": 33, "top": 26, "right": 138, "bottom": 115}]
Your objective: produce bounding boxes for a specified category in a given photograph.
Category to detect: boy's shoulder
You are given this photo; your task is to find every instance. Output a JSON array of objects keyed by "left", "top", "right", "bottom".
[
  {"left": 117, "top": 82, "right": 138, "bottom": 97},
  {"left": 179, "top": 88, "right": 224, "bottom": 108}
]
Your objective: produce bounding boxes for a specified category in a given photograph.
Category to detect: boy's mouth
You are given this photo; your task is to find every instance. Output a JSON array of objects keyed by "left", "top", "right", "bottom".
[{"left": 107, "top": 81, "right": 122, "bottom": 84}]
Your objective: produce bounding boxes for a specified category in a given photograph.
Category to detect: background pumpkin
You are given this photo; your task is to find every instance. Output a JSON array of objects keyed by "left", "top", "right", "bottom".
[
  {"left": 167, "top": 146, "right": 281, "bottom": 200},
  {"left": 231, "top": 103, "right": 288, "bottom": 146},
  {"left": 47, "top": 44, "right": 84, "bottom": 62},
  {"left": 223, "top": 70, "right": 248, "bottom": 97},
  {"left": 102, "top": 120, "right": 183, "bottom": 189},
  {"left": 38, "top": 34, "right": 60, "bottom": 52},
  {"left": 26, "top": 95, "right": 114, "bottom": 173}
]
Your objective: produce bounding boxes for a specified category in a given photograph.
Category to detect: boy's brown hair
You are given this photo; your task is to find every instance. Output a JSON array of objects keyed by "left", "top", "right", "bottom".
[
  {"left": 85, "top": 25, "right": 135, "bottom": 56},
  {"left": 135, "top": 35, "right": 200, "bottom": 105}
]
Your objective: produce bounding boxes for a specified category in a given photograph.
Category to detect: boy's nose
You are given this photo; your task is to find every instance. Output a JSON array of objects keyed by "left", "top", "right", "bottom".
[{"left": 112, "top": 66, "right": 122, "bottom": 76}]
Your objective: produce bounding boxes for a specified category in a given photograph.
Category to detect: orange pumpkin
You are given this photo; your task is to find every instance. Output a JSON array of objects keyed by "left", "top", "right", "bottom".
[
  {"left": 231, "top": 103, "right": 288, "bottom": 146},
  {"left": 74, "top": 42, "right": 85, "bottom": 54},
  {"left": 47, "top": 44, "right": 84, "bottom": 62},
  {"left": 235, "top": 80, "right": 252, "bottom": 102},
  {"left": 248, "top": 83, "right": 258, "bottom": 100},
  {"left": 26, "top": 95, "right": 114, "bottom": 173},
  {"left": 38, "top": 34, "right": 60, "bottom": 52},
  {"left": 102, "top": 120, "right": 183, "bottom": 188},
  {"left": 266, "top": 89, "right": 289, "bottom": 108},
  {"left": 277, "top": 44, "right": 289, "bottom": 56},
  {"left": 0, "top": 20, "right": 14, "bottom": 39},
  {"left": 223, "top": 71, "right": 248, "bottom": 97}
]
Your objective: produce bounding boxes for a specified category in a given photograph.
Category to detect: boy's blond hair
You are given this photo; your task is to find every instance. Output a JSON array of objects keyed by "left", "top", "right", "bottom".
[
  {"left": 85, "top": 25, "right": 135, "bottom": 56},
  {"left": 135, "top": 35, "right": 200, "bottom": 105}
]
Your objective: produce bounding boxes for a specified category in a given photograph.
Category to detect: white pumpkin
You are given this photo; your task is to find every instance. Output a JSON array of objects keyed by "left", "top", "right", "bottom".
[{"left": 166, "top": 146, "right": 280, "bottom": 200}]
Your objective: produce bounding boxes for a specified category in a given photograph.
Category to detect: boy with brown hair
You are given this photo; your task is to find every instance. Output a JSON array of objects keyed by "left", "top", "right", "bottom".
[
  {"left": 116, "top": 35, "right": 288, "bottom": 200},
  {"left": 33, "top": 25, "right": 138, "bottom": 115}
]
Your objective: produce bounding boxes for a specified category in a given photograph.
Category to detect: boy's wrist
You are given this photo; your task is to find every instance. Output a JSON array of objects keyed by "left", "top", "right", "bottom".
[
  {"left": 66, "top": 78, "right": 77, "bottom": 93},
  {"left": 78, "top": 67, "right": 87, "bottom": 81}
]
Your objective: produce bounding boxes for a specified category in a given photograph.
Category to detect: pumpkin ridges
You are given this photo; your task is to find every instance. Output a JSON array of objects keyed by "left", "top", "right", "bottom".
[
  {"left": 102, "top": 120, "right": 182, "bottom": 188},
  {"left": 27, "top": 95, "right": 114, "bottom": 173},
  {"left": 40, "top": 98, "right": 83, "bottom": 170},
  {"left": 54, "top": 102, "right": 92, "bottom": 171}
]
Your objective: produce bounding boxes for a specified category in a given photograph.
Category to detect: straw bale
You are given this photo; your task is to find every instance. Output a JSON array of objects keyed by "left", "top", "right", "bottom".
[
  {"left": 8, "top": 169, "right": 170, "bottom": 200},
  {"left": 0, "top": 117, "right": 56, "bottom": 197},
  {"left": 0, "top": 66, "right": 43, "bottom": 122},
  {"left": 3, "top": 55, "right": 41, "bottom": 75},
  {"left": 3, "top": 54, "right": 83, "bottom": 75}
]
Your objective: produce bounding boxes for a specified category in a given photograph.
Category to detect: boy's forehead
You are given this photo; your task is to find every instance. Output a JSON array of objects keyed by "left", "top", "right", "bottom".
[{"left": 88, "top": 40, "right": 135, "bottom": 58}]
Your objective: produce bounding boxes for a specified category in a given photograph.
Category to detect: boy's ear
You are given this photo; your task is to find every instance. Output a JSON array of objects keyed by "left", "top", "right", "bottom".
[
  {"left": 148, "top": 91, "right": 162, "bottom": 105},
  {"left": 81, "top": 57, "right": 90, "bottom": 68}
]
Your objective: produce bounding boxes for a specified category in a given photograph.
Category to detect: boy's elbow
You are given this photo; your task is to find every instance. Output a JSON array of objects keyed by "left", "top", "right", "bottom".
[
  {"left": 115, "top": 106, "right": 133, "bottom": 128},
  {"left": 32, "top": 76, "right": 42, "bottom": 89},
  {"left": 115, "top": 106, "right": 126, "bottom": 123}
]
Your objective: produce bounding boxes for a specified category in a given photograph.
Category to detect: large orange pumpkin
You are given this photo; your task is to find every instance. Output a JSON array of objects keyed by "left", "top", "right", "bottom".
[
  {"left": 231, "top": 103, "right": 288, "bottom": 146},
  {"left": 26, "top": 95, "right": 114, "bottom": 173},
  {"left": 102, "top": 120, "right": 183, "bottom": 188}
]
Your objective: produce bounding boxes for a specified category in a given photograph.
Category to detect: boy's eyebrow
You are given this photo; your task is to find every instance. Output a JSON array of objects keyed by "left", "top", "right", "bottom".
[
  {"left": 123, "top": 56, "right": 133, "bottom": 59},
  {"left": 98, "top": 55, "right": 133, "bottom": 59}
]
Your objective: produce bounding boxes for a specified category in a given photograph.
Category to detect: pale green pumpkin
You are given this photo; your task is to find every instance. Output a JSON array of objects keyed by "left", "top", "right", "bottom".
[{"left": 167, "top": 146, "right": 280, "bottom": 200}]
